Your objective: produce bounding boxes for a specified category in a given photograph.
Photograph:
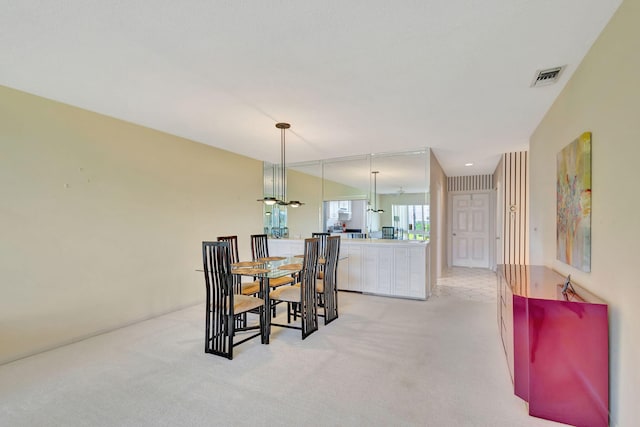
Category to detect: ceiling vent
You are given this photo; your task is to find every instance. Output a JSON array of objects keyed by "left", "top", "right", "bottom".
[{"left": 530, "top": 66, "right": 565, "bottom": 87}]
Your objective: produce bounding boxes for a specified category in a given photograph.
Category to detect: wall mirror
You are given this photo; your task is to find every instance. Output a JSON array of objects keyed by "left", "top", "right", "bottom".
[
  {"left": 263, "top": 149, "right": 430, "bottom": 240},
  {"left": 370, "top": 151, "right": 430, "bottom": 240}
]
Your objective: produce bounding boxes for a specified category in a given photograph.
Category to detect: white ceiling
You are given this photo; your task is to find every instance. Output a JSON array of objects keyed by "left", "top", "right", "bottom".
[{"left": 1, "top": 1, "right": 622, "bottom": 177}]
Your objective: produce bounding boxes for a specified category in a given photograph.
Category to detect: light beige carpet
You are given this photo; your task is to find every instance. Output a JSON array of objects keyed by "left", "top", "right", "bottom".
[{"left": 0, "top": 269, "right": 562, "bottom": 426}]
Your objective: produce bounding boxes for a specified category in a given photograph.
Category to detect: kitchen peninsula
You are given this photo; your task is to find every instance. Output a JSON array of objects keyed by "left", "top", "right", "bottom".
[{"left": 269, "top": 238, "right": 430, "bottom": 300}]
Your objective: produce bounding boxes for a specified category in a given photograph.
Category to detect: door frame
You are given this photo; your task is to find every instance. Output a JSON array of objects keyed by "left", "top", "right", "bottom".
[{"left": 447, "top": 190, "right": 496, "bottom": 269}]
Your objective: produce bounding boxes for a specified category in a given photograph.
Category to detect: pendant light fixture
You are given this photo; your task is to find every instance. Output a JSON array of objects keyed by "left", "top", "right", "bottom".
[
  {"left": 257, "top": 122, "right": 303, "bottom": 208},
  {"left": 367, "top": 170, "right": 384, "bottom": 213}
]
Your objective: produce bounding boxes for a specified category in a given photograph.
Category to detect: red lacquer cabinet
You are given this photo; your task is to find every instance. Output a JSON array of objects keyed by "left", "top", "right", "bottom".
[{"left": 497, "top": 265, "right": 609, "bottom": 427}]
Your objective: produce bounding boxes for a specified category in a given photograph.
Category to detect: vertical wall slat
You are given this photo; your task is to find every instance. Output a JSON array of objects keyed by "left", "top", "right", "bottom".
[
  {"left": 499, "top": 151, "right": 528, "bottom": 265},
  {"left": 447, "top": 174, "right": 493, "bottom": 192}
]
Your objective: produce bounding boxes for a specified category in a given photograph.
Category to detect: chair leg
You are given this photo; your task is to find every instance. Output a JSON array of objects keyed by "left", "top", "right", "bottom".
[
  {"left": 204, "top": 307, "right": 212, "bottom": 354},
  {"left": 226, "top": 313, "right": 234, "bottom": 360},
  {"left": 261, "top": 301, "right": 269, "bottom": 344}
]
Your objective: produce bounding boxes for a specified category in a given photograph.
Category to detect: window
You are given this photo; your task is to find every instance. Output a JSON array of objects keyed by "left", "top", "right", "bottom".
[{"left": 392, "top": 204, "right": 429, "bottom": 240}]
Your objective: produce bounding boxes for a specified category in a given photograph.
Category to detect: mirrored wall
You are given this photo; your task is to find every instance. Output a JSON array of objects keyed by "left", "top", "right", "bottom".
[{"left": 262, "top": 149, "right": 430, "bottom": 240}]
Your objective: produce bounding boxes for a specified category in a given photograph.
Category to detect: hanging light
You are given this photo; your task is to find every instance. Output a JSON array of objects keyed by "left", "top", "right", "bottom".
[
  {"left": 367, "top": 170, "right": 384, "bottom": 213},
  {"left": 261, "top": 197, "right": 278, "bottom": 205},
  {"left": 257, "top": 122, "right": 304, "bottom": 208}
]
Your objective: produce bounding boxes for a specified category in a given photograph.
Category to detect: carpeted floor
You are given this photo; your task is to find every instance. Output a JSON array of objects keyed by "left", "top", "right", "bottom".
[{"left": 0, "top": 268, "right": 562, "bottom": 426}]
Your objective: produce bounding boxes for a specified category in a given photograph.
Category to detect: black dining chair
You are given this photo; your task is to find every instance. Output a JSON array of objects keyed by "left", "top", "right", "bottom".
[
  {"left": 311, "top": 232, "right": 330, "bottom": 279},
  {"left": 251, "top": 233, "right": 270, "bottom": 260},
  {"left": 217, "top": 235, "right": 260, "bottom": 329},
  {"left": 317, "top": 235, "right": 340, "bottom": 325},
  {"left": 217, "top": 235, "right": 260, "bottom": 296},
  {"left": 250, "top": 234, "right": 294, "bottom": 287},
  {"left": 382, "top": 226, "right": 395, "bottom": 239},
  {"left": 202, "top": 241, "right": 265, "bottom": 360},
  {"left": 250, "top": 233, "right": 294, "bottom": 318},
  {"left": 312, "top": 232, "right": 329, "bottom": 258},
  {"left": 269, "top": 238, "right": 320, "bottom": 339}
]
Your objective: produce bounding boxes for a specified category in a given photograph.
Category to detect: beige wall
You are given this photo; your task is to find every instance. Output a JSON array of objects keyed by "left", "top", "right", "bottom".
[
  {"left": 322, "top": 176, "right": 368, "bottom": 201},
  {"left": 0, "top": 86, "right": 263, "bottom": 364},
  {"left": 285, "top": 168, "right": 323, "bottom": 237},
  {"left": 493, "top": 156, "right": 504, "bottom": 266},
  {"left": 529, "top": 1, "right": 639, "bottom": 424},
  {"left": 430, "top": 152, "right": 447, "bottom": 284}
]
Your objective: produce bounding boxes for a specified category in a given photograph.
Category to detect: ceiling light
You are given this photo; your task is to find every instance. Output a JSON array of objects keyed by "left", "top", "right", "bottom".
[
  {"left": 262, "top": 197, "right": 278, "bottom": 205},
  {"left": 257, "top": 122, "right": 304, "bottom": 208},
  {"left": 465, "top": 163, "right": 474, "bottom": 167}
]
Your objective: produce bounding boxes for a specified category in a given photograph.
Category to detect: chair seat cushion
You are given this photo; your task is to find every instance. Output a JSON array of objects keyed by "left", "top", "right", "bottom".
[
  {"left": 212, "top": 295, "right": 264, "bottom": 314},
  {"left": 269, "top": 275, "right": 294, "bottom": 287},
  {"left": 241, "top": 280, "right": 260, "bottom": 295},
  {"left": 233, "top": 295, "right": 264, "bottom": 314},
  {"left": 269, "top": 286, "right": 300, "bottom": 303}
]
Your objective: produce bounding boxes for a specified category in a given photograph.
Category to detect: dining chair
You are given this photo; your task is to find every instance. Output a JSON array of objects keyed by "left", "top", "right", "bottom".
[
  {"left": 250, "top": 233, "right": 269, "bottom": 259},
  {"left": 269, "top": 238, "right": 319, "bottom": 339},
  {"left": 317, "top": 235, "right": 340, "bottom": 325},
  {"left": 311, "top": 232, "right": 330, "bottom": 279},
  {"left": 250, "top": 233, "right": 295, "bottom": 319},
  {"left": 217, "top": 235, "right": 260, "bottom": 296},
  {"left": 202, "top": 241, "right": 265, "bottom": 360},
  {"left": 382, "top": 226, "right": 395, "bottom": 239},
  {"left": 250, "top": 234, "right": 294, "bottom": 288},
  {"left": 311, "top": 232, "right": 329, "bottom": 259}
]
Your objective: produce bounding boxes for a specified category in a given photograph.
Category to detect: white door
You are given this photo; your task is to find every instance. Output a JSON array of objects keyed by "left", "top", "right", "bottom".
[{"left": 451, "top": 193, "right": 490, "bottom": 268}]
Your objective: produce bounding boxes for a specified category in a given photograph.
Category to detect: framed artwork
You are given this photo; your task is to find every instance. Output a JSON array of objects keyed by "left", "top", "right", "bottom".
[{"left": 557, "top": 132, "right": 592, "bottom": 272}]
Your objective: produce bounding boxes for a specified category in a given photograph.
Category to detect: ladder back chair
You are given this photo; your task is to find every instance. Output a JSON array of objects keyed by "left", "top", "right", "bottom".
[
  {"left": 202, "top": 241, "right": 265, "bottom": 360},
  {"left": 269, "top": 238, "right": 320, "bottom": 339}
]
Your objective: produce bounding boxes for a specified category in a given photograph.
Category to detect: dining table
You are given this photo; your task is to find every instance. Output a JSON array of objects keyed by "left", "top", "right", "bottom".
[{"left": 231, "top": 256, "right": 303, "bottom": 344}]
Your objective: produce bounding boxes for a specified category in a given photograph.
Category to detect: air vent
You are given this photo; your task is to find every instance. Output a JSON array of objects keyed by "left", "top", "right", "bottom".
[{"left": 530, "top": 66, "right": 565, "bottom": 87}]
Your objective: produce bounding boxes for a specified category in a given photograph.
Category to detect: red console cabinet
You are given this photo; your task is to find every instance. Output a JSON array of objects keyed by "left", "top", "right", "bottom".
[{"left": 497, "top": 265, "right": 609, "bottom": 427}]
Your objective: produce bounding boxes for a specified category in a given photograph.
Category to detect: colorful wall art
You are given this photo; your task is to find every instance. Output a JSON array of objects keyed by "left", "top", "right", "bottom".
[{"left": 557, "top": 132, "right": 592, "bottom": 272}]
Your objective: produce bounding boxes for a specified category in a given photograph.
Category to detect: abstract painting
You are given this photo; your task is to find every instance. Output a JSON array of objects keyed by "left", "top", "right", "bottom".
[{"left": 557, "top": 132, "right": 592, "bottom": 272}]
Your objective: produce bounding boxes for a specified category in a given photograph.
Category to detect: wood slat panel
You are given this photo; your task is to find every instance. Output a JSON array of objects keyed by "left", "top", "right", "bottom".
[
  {"left": 502, "top": 152, "right": 529, "bottom": 265},
  {"left": 447, "top": 175, "right": 493, "bottom": 192}
]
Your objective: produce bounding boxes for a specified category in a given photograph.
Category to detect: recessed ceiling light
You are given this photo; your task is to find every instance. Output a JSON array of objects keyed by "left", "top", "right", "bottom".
[{"left": 465, "top": 162, "right": 474, "bottom": 167}]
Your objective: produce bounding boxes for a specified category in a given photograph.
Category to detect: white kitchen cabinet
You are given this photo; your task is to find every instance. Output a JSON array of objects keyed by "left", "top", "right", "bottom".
[
  {"left": 345, "top": 245, "right": 362, "bottom": 292},
  {"left": 268, "top": 237, "right": 429, "bottom": 300}
]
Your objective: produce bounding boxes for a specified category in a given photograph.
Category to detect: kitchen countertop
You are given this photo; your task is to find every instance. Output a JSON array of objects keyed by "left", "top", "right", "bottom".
[{"left": 270, "top": 237, "right": 428, "bottom": 245}]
